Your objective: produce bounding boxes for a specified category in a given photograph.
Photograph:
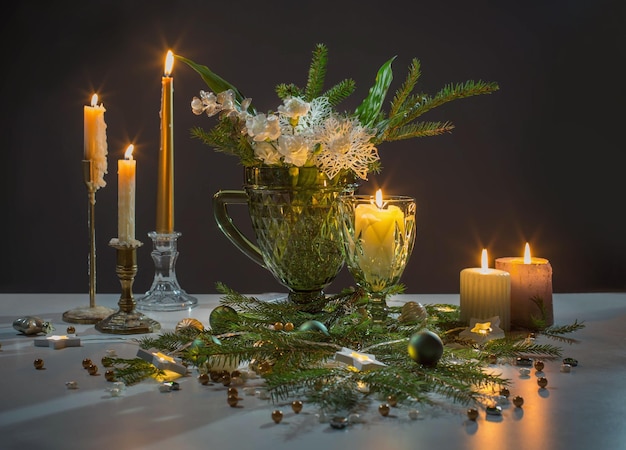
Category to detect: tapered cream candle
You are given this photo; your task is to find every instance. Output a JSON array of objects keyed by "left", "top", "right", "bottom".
[
  {"left": 118, "top": 145, "right": 136, "bottom": 243},
  {"left": 460, "top": 249, "right": 511, "bottom": 331},
  {"left": 354, "top": 189, "right": 405, "bottom": 286},
  {"left": 496, "top": 243, "right": 553, "bottom": 329},
  {"left": 83, "top": 93, "right": 108, "bottom": 189},
  {"left": 156, "top": 50, "right": 175, "bottom": 234}
]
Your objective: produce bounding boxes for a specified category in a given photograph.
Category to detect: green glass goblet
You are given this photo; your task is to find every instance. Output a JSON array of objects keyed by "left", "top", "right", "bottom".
[{"left": 339, "top": 192, "right": 417, "bottom": 321}]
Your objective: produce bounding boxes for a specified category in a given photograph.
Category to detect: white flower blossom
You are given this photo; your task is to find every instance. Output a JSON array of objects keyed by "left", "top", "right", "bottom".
[
  {"left": 277, "top": 97, "right": 310, "bottom": 123},
  {"left": 253, "top": 141, "right": 281, "bottom": 165},
  {"left": 246, "top": 113, "right": 281, "bottom": 142},
  {"left": 277, "top": 135, "right": 310, "bottom": 167}
]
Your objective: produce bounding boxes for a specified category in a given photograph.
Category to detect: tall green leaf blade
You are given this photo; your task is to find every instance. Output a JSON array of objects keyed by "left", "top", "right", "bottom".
[
  {"left": 355, "top": 56, "right": 396, "bottom": 127},
  {"left": 175, "top": 54, "right": 247, "bottom": 105}
]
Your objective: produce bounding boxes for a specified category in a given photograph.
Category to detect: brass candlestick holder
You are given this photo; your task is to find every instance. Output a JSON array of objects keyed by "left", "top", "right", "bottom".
[
  {"left": 95, "top": 240, "right": 160, "bottom": 334},
  {"left": 136, "top": 231, "right": 198, "bottom": 311},
  {"left": 63, "top": 160, "right": 115, "bottom": 324}
]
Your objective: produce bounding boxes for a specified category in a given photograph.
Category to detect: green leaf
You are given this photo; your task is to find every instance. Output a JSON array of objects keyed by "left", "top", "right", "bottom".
[
  {"left": 175, "top": 54, "right": 248, "bottom": 107},
  {"left": 355, "top": 56, "right": 396, "bottom": 127}
]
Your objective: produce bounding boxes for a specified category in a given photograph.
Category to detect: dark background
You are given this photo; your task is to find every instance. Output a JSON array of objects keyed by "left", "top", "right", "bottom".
[{"left": 1, "top": 0, "right": 625, "bottom": 296}]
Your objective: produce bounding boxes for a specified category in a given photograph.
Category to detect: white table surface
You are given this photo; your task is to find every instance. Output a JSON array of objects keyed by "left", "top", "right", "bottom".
[{"left": 1, "top": 292, "right": 625, "bottom": 450}]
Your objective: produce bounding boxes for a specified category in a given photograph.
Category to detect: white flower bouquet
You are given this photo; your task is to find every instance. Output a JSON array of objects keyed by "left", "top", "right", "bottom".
[{"left": 177, "top": 43, "right": 499, "bottom": 182}]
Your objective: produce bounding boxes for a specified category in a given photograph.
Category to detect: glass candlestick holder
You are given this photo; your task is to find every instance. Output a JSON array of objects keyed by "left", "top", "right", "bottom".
[
  {"left": 63, "top": 160, "right": 115, "bottom": 324},
  {"left": 338, "top": 193, "right": 417, "bottom": 322},
  {"left": 136, "top": 231, "right": 198, "bottom": 311},
  {"left": 95, "top": 240, "right": 160, "bottom": 334}
]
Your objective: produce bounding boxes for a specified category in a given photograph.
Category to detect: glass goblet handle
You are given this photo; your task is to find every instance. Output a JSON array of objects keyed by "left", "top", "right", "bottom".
[{"left": 212, "top": 190, "right": 266, "bottom": 268}]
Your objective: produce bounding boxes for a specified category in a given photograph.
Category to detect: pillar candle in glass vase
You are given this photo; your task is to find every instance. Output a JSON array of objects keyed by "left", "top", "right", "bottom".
[
  {"left": 460, "top": 249, "right": 511, "bottom": 331},
  {"left": 495, "top": 243, "right": 553, "bottom": 329}
]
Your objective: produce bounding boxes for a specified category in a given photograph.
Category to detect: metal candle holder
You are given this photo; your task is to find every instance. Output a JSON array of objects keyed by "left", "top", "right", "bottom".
[
  {"left": 63, "top": 160, "right": 115, "bottom": 324},
  {"left": 136, "top": 231, "right": 198, "bottom": 311},
  {"left": 95, "top": 240, "right": 160, "bottom": 334}
]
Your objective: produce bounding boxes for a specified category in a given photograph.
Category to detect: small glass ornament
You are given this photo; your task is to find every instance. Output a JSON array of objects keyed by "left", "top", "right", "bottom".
[{"left": 13, "top": 316, "right": 54, "bottom": 335}]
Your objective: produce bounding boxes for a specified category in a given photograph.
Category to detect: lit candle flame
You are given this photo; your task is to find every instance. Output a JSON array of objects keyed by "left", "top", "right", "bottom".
[
  {"left": 524, "top": 242, "right": 531, "bottom": 264},
  {"left": 90, "top": 93, "right": 98, "bottom": 107},
  {"left": 375, "top": 189, "right": 384, "bottom": 208},
  {"left": 481, "top": 248, "right": 489, "bottom": 271},
  {"left": 124, "top": 144, "right": 134, "bottom": 160},
  {"left": 164, "top": 50, "right": 174, "bottom": 77}
]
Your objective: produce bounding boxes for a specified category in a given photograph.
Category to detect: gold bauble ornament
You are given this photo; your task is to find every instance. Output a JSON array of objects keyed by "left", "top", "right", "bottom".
[
  {"left": 513, "top": 395, "right": 524, "bottom": 407},
  {"left": 537, "top": 377, "right": 548, "bottom": 388},
  {"left": 33, "top": 358, "right": 44, "bottom": 370},
  {"left": 82, "top": 358, "right": 92, "bottom": 369},
  {"left": 175, "top": 318, "right": 204, "bottom": 332},
  {"left": 398, "top": 301, "right": 427, "bottom": 324}
]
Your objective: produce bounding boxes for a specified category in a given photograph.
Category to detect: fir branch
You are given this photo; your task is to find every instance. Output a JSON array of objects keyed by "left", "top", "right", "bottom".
[
  {"left": 389, "top": 58, "right": 421, "bottom": 119},
  {"left": 304, "top": 43, "right": 328, "bottom": 101},
  {"left": 382, "top": 121, "right": 455, "bottom": 142},
  {"left": 322, "top": 79, "right": 356, "bottom": 108},
  {"left": 539, "top": 320, "right": 585, "bottom": 344},
  {"left": 107, "top": 357, "right": 163, "bottom": 386},
  {"left": 275, "top": 83, "right": 304, "bottom": 100}
]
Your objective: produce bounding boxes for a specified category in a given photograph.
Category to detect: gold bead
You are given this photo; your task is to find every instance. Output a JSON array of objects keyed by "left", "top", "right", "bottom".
[
  {"left": 82, "top": 358, "right": 92, "bottom": 369},
  {"left": 198, "top": 373, "right": 210, "bottom": 385},
  {"left": 534, "top": 360, "right": 545, "bottom": 371},
  {"left": 87, "top": 364, "right": 98, "bottom": 375},
  {"left": 271, "top": 410, "right": 283, "bottom": 424},
  {"left": 467, "top": 407, "right": 479, "bottom": 421},
  {"left": 537, "top": 377, "right": 548, "bottom": 388},
  {"left": 513, "top": 395, "right": 524, "bottom": 407},
  {"left": 104, "top": 370, "right": 116, "bottom": 382},
  {"left": 284, "top": 322, "right": 294, "bottom": 331},
  {"left": 228, "top": 387, "right": 238, "bottom": 396},
  {"left": 378, "top": 404, "right": 390, "bottom": 417},
  {"left": 291, "top": 400, "right": 303, "bottom": 413},
  {"left": 227, "top": 394, "right": 239, "bottom": 407},
  {"left": 66, "top": 326, "right": 75, "bottom": 334},
  {"left": 387, "top": 395, "right": 398, "bottom": 407},
  {"left": 500, "top": 387, "right": 510, "bottom": 398},
  {"left": 274, "top": 322, "right": 284, "bottom": 331},
  {"left": 33, "top": 358, "right": 44, "bottom": 370}
]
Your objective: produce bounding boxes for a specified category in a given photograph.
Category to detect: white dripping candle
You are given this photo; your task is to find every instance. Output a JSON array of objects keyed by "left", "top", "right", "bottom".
[{"left": 117, "top": 145, "right": 136, "bottom": 243}]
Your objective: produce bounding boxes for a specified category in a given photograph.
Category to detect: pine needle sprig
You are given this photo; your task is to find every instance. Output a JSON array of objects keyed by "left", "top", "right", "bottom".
[
  {"left": 538, "top": 320, "right": 585, "bottom": 344},
  {"left": 388, "top": 58, "right": 421, "bottom": 120},
  {"left": 304, "top": 43, "right": 328, "bottom": 101},
  {"left": 107, "top": 357, "right": 163, "bottom": 386}
]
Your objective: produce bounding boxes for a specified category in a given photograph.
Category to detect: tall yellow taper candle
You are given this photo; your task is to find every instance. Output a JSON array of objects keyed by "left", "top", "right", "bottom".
[{"left": 156, "top": 50, "right": 174, "bottom": 233}]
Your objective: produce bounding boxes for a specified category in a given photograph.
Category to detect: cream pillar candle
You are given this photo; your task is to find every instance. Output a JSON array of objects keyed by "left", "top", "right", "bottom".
[
  {"left": 495, "top": 243, "right": 553, "bottom": 329},
  {"left": 118, "top": 145, "right": 136, "bottom": 243},
  {"left": 460, "top": 249, "right": 511, "bottom": 331}
]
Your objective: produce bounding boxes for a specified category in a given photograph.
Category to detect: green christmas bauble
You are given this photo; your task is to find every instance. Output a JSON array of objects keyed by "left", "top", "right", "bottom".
[
  {"left": 298, "top": 320, "right": 330, "bottom": 336},
  {"left": 408, "top": 330, "right": 444, "bottom": 366},
  {"left": 209, "top": 305, "right": 239, "bottom": 333}
]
